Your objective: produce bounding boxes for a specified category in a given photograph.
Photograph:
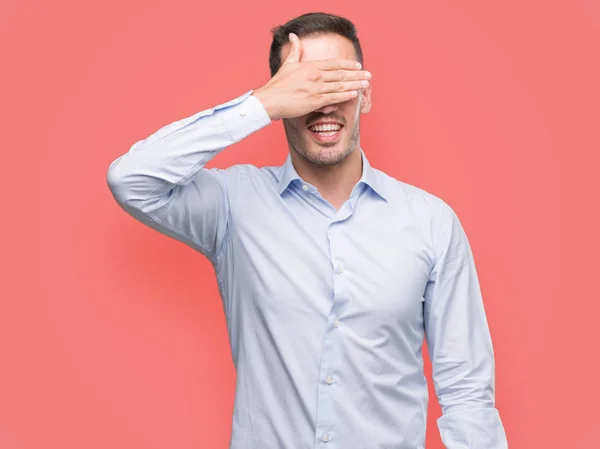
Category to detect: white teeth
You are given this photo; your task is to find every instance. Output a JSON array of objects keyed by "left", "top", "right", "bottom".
[{"left": 309, "top": 123, "right": 342, "bottom": 132}]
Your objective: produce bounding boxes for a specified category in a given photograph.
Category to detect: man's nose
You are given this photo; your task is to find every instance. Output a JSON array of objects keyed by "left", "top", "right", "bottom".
[{"left": 313, "top": 104, "right": 339, "bottom": 115}]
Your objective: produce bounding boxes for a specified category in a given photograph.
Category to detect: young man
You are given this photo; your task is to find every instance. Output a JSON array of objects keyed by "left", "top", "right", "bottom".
[{"left": 107, "top": 12, "right": 508, "bottom": 449}]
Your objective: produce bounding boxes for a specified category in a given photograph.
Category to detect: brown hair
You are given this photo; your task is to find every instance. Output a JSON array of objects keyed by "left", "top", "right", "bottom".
[{"left": 268, "top": 12, "right": 364, "bottom": 77}]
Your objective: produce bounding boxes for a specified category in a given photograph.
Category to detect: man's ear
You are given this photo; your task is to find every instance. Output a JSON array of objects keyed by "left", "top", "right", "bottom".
[{"left": 360, "top": 84, "right": 372, "bottom": 114}]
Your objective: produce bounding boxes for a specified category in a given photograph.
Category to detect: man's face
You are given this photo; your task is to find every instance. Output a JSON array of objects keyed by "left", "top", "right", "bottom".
[{"left": 279, "top": 33, "right": 372, "bottom": 166}]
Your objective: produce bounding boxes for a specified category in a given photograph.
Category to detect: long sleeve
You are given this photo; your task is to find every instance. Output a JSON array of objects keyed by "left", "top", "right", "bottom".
[
  {"left": 423, "top": 201, "right": 508, "bottom": 448},
  {"left": 106, "top": 90, "right": 271, "bottom": 261}
]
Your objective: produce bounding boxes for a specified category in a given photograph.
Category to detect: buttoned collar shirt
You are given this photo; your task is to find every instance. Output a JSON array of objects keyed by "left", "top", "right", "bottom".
[{"left": 107, "top": 90, "right": 508, "bottom": 449}]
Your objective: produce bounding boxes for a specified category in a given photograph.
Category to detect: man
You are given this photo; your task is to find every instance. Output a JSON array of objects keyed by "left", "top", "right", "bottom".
[{"left": 107, "top": 12, "right": 508, "bottom": 449}]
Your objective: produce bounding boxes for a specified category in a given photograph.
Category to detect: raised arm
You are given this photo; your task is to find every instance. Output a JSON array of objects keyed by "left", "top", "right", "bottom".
[
  {"left": 106, "top": 91, "right": 271, "bottom": 261},
  {"left": 106, "top": 32, "right": 371, "bottom": 261}
]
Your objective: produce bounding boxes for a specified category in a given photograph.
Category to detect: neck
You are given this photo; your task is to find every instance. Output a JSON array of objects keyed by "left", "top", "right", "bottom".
[{"left": 290, "top": 147, "right": 363, "bottom": 206}]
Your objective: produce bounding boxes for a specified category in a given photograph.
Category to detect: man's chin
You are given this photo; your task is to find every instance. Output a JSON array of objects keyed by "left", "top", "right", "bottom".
[{"left": 300, "top": 144, "right": 352, "bottom": 166}]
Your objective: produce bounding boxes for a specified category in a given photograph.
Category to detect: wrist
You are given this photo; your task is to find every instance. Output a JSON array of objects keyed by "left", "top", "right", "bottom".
[{"left": 252, "top": 88, "right": 279, "bottom": 121}]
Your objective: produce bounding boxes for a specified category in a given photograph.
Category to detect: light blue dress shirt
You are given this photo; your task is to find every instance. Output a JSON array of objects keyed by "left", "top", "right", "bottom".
[{"left": 106, "top": 90, "right": 508, "bottom": 449}]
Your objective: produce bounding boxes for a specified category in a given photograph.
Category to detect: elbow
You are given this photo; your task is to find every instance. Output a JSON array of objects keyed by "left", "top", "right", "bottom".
[
  {"left": 106, "top": 156, "right": 140, "bottom": 209},
  {"left": 435, "top": 359, "right": 496, "bottom": 414},
  {"left": 439, "top": 387, "right": 496, "bottom": 415}
]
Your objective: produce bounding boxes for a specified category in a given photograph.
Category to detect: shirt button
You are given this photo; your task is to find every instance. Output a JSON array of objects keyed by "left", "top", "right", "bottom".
[
  {"left": 302, "top": 184, "right": 309, "bottom": 191},
  {"left": 333, "top": 320, "right": 340, "bottom": 328},
  {"left": 326, "top": 376, "right": 333, "bottom": 384},
  {"left": 322, "top": 433, "right": 330, "bottom": 442},
  {"left": 337, "top": 263, "right": 344, "bottom": 274},
  {"left": 239, "top": 110, "right": 247, "bottom": 116}
]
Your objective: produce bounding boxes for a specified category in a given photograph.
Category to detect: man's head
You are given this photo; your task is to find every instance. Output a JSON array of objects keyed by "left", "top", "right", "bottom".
[{"left": 269, "top": 12, "right": 372, "bottom": 166}]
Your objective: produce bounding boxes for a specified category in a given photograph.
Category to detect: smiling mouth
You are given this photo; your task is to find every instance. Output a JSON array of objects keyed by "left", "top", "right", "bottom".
[{"left": 308, "top": 123, "right": 344, "bottom": 142}]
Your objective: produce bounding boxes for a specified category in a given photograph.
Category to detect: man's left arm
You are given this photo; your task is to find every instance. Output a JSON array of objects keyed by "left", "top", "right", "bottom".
[{"left": 423, "top": 201, "right": 508, "bottom": 448}]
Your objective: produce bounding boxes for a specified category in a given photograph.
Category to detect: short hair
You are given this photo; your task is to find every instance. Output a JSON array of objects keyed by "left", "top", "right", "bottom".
[{"left": 268, "top": 12, "right": 364, "bottom": 77}]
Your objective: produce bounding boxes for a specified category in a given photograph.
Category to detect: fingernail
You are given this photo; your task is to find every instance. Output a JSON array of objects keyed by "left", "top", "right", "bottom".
[{"left": 356, "top": 62, "right": 362, "bottom": 69}]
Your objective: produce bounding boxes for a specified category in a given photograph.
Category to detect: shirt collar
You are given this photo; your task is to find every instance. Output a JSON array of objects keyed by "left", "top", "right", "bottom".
[{"left": 277, "top": 149, "right": 388, "bottom": 202}]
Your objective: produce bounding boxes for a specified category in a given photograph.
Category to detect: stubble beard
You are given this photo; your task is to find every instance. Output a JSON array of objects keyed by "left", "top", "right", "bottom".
[{"left": 283, "top": 117, "right": 361, "bottom": 166}]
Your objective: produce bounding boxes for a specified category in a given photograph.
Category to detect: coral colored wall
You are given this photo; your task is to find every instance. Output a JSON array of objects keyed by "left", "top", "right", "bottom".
[{"left": 3, "top": 1, "right": 599, "bottom": 448}]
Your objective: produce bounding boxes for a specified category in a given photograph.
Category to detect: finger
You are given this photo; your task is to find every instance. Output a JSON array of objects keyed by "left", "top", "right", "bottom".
[
  {"left": 315, "top": 58, "right": 362, "bottom": 71},
  {"left": 320, "top": 90, "right": 359, "bottom": 105},
  {"left": 320, "top": 69, "right": 372, "bottom": 83},
  {"left": 319, "top": 79, "right": 370, "bottom": 94},
  {"left": 284, "top": 33, "right": 302, "bottom": 64}
]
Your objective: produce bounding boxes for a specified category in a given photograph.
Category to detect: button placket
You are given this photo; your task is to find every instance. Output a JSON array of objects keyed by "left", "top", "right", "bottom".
[{"left": 313, "top": 223, "right": 348, "bottom": 447}]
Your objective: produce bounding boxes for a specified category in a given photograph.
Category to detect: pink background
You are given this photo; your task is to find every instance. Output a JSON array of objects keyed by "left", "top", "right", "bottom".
[{"left": 3, "top": 0, "right": 600, "bottom": 448}]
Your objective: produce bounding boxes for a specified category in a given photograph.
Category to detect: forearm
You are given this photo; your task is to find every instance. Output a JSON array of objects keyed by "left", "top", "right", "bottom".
[
  {"left": 106, "top": 90, "right": 271, "bottom": 210},
  {"left": 432, "top": 340, "right": 506, "bottom": 448}
]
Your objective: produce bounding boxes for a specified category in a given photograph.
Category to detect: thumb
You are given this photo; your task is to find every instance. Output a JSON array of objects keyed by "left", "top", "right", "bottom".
[{"left": 284, "top": 33, "right": 301, "bottom": 64}]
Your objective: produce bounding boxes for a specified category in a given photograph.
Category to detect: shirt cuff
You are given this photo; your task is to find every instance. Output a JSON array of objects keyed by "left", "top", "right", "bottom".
[
  {"left": 437, "top": 407, "right": 508, "bottom": 449},
  {"left": 214, "top": 90, "right": 272, "bottom": 144}
]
